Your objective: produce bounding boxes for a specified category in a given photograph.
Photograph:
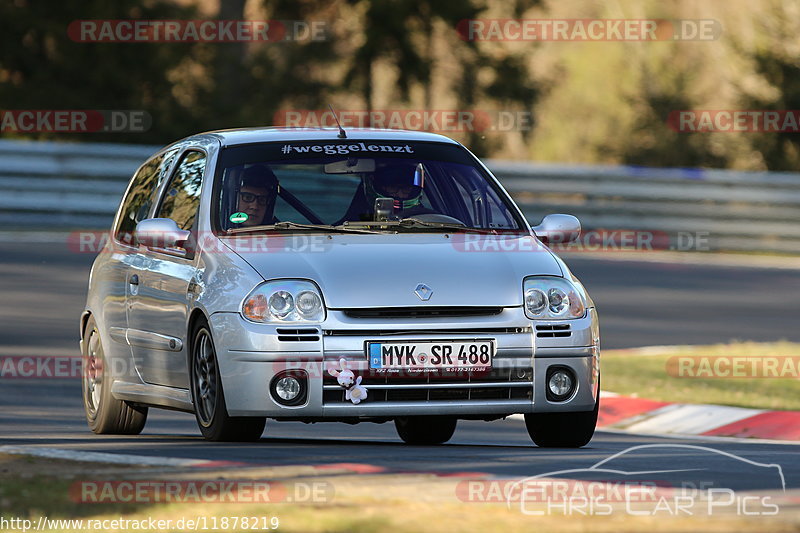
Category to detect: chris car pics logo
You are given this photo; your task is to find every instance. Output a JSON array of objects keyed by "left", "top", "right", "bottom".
[{"left": 503, "top": 445, "right": 784, "bottom": 516}]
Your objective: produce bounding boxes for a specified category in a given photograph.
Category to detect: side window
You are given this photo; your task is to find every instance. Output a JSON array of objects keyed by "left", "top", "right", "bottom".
[
  {"left": 114, "top": 148, "right": 180, "bottom": 246},
  {"left": 450, "top": 176, "right": 477, "bottom": 226},
  {"left": 116, "top": 155, "right": 160, "bottom": 245},
  {"left": 157, "top": 151, "right": 206, "bottom": 231},
  {"left": 157, "top": 148, "right": 180, "bottom": 188},
  {"left": 485, "top": 193, "right": 516, "bottom": 228}
]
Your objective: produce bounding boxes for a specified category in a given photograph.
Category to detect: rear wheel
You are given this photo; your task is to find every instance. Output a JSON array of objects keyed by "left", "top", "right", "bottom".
[
  {"left": 82, "top": 316, "right": 147, "bottom": 435},
  {"left": 395, "top": 416, "right": 457, "bottom": 445},
  {"left": 190, "top": 320, "right": 266, "bottom": 442},
  {"left": 524, "top": 394, "right": 599, "bottom": 448}
]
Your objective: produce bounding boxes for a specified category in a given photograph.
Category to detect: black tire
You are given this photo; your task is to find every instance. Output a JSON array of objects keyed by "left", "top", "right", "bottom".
[
  {"left": 395, "top": 416, "right": 457, "bottom": 445},
  {"left": 82, "top": 316, "right": 147, "bottom": 435},
  {"left": 524, "top": 393, "right": 599, "bottom": 448},
  {"left": 189, "top": 320, "right": 266, "bottom": 442}
]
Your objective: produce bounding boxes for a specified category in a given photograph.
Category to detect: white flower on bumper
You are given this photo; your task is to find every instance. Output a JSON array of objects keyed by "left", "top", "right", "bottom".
[
  {"left": 346, "top": 376, "right": 368, "bottom": 405},
  {"left": 327, "top": 357, "right": 355, "bottom": 388},
  {"left": 327, "top": 358, "right": 368, "bottom": 404}
]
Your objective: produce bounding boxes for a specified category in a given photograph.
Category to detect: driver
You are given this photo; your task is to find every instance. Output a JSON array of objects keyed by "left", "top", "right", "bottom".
[
  {"left": 365, "top": 163, "right": 436, "bottom": 218},
  {"left": 236, "top": 165, "right": 280, "bottom": 227}
]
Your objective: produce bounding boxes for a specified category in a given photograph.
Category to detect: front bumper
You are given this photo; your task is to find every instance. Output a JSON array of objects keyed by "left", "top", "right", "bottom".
[{"left": 209, "top": 307, "right": 600, "bottom": 418}]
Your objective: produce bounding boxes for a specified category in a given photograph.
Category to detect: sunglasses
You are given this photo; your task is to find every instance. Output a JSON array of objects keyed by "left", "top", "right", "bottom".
[{"left": 239, "top": 191, "right": 271, "bottom": 206}]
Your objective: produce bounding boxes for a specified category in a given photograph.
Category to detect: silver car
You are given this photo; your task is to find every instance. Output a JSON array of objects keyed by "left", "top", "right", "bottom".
[{"left": 80, "top": 128, "right": 600, "bottom": 447}]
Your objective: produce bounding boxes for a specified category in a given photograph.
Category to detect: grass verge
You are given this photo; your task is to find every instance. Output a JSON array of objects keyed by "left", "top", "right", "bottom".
[
  {"left": 603, "top": 341, "right": 800, "bottom": 410},
  {"left": 1, "top": 454, "right": 797, "bottom": 533}
]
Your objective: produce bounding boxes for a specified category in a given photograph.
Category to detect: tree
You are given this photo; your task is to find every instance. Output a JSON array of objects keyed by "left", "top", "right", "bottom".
[
  {"left": 614, "top": 63, "right": 728, "bottom": 168},
  {"left": 740, "top": 35, "right": 800, "bottom": 170},
  {"left": 0, "top": 0, "right": 208, "bottom": 143}
]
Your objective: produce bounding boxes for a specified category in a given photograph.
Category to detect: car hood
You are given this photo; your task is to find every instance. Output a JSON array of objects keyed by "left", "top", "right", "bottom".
[{"left": 220, "top": 232, "right": 563, "bottom": 308}]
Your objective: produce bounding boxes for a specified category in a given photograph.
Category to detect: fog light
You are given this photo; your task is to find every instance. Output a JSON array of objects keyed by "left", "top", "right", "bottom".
[
  {"left": 546, "top": 367, "right": 576, "bottom": 401},
  {"left": 275, "top": 376, "right": 301, "bottom": 401},
  {"left": 270, "top": 371, "right": 308, "bottom": 406}
]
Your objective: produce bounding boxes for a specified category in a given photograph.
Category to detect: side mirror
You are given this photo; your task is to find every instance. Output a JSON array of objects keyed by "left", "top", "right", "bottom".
[
  {"left": 532, "top": 214, "right": 581, "bottom": 244},
  {"left": 135, "top": 218, "right": 191, "bottom": 250}
]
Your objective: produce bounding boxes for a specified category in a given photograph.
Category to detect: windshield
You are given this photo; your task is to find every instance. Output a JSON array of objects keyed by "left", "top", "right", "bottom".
[{"left": 214, "top": 140, "right": 525, "bottom": 233}]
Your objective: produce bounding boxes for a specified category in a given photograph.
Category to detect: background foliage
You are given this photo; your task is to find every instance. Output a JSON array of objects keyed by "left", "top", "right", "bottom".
[{"left": 1, "top": 0, "right": 798, "bottom": 170}]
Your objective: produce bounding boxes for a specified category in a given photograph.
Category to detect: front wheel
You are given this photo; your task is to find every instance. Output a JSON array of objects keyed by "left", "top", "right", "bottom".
[
  {"left": 395, "top": 416, "right": 457, "bottom": 445},
  {"left": 190, "top": 321, "right": 266, "bottom": 442},
  {"left": 524, "top": 396, "right": 599, "bottom": 448}
]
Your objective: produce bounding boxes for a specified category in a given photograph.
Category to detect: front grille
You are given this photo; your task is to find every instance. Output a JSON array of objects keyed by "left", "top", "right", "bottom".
[
  {"left": 324, "top": 327, "right": 530, "bottom": 336},
  {"left": 322, "top": 365, "right": 533, "bottom": 404},
  {"left": 535, "top": 324, "right": 571, "bottom": 338},
  {"left": 276, "top": 328, "right": 320, "bottom": 342},
  {"left": 340, "top": 306, "right": 504, "bottom": 319}
]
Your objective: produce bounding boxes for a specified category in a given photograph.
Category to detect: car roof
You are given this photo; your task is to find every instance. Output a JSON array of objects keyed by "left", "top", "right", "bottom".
[{"left": 181, "top": 127, "right": 461, "bottom": 148}]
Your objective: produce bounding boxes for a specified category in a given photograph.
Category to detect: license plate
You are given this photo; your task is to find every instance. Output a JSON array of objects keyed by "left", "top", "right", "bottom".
[{"left": 367, "top": 340, "right": 494, "bottom": 371}]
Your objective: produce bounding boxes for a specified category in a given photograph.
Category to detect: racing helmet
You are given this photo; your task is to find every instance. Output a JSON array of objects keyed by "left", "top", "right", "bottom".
[{"left": 366, "top": 163, "right": 425, "bottom": 209}]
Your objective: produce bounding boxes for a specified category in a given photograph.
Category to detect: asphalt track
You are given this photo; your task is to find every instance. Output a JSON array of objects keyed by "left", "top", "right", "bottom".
[
  {"left": 1, "top": 240, "right": 799, "bottom": 493},
  {"left": 1, "top": 241, "right": 799, "bottom": 353},
  {"left": 1, "top": 378, "right": 797, "bottom": 492}
]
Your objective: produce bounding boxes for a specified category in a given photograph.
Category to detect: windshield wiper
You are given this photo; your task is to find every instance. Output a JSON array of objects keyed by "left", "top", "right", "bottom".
[
  {"left": 340, "top": 218, "right": 499, "bottom": 234},
  {"left": 227, "top": 221, "right": 382, "bottom": 235},
  {"left": 399, "top": 218, "right": 499, "bottom": 233}
]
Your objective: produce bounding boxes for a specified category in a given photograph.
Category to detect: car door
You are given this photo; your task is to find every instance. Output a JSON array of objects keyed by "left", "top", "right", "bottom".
[
  {"left": 126, "top": 149, "right": 207, "bottom": 389},
  {"left": 103, "top": 149, "right": 176, "bottom": 378}
]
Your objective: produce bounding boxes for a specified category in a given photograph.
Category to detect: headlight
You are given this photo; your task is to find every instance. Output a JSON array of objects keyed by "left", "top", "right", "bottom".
[
  {"left": 243, "top": 280, "right": 325, "bottom": 323},
  {"left": 524, "top": 276, "right": 587, "bottom": 319},
  {"left": 296, "top": 290, "right": 323, "bottom": 318},
  {"left": 269, "top": 291, "right": 294, "bottom": 318},
  {"left": 525, "top": 288, "right": 547, "bottom": 315}
]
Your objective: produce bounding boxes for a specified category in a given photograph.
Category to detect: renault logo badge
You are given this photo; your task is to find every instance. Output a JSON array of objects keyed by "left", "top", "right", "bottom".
[{"left": 414, "top": 283, "right": 433, "bottom": 301}]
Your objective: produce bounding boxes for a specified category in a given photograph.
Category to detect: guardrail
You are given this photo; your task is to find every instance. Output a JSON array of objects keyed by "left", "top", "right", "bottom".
[
  {"left": 0, "top": 139, "right": 159, "bottom": 229},
  {"left": 1, "top": 139, "right": 798, "bottom": 253},
  {"left": 490, "top": 161, "right": 800, "bottom": 254}
]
